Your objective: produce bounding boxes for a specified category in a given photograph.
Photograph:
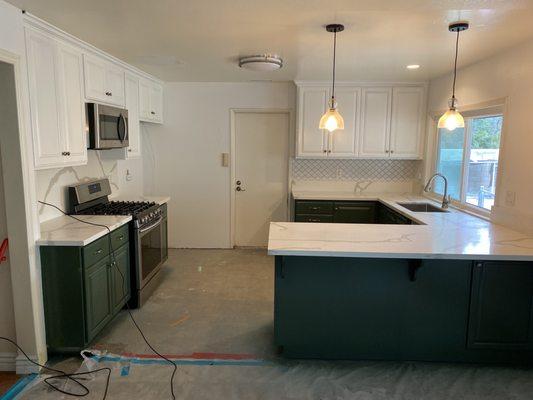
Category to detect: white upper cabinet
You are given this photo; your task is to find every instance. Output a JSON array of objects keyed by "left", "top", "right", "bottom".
[
  {"left": 57, "top": 42, "right": 87, "bottom": 164},
  {"left": 328, "top": 88, "right": 360, "bottom": 157},
  {"left": 389, "top": 86, "right": 425, "bottom": 158},
  {"left": 125, "top": 73, "right": 141, "bottom": 158},
  {"left": 83, "top": 54, "right": 125, "bottom": 106},
  {"left": 139, "top": 78, "right": 163, "bottom": 123},
  {"left": 296, "top": 83, "right": 425, "bottom": 159},
  {"left": 25, "top": 27, "right": 87, "bottom": 169},
  {"left": 359, "top": 87, "right": 392, "bottom": 158},
  {"left": 297, "top": 87, "right": 328, "bottom": 157}
]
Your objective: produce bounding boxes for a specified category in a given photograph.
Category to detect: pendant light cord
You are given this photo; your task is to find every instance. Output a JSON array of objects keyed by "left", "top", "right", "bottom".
[
  {"left": 331, "top": 30, "right": 337, "bottom": 104},
  {"left": 451, "top": 30, "right": 460, "bottom": 108}
]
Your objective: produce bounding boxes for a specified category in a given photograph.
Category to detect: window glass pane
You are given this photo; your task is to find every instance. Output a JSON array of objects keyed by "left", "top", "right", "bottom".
[
  {"left": 435, "top": 127, "right": 464, "bottom": 200},
  {"left": 465, "top": 116, "right": 502, "bottom": 210}
]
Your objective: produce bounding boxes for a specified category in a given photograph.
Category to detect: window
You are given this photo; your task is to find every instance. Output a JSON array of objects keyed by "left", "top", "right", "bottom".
[{"left": 434, "top": 113, "right": 503, "bottom": 212}]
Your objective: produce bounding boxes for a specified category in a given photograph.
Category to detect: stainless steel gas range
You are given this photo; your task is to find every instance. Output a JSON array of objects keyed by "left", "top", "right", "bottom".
[{"left": 68, "top": 179, "right": 168, "bottom": 308}]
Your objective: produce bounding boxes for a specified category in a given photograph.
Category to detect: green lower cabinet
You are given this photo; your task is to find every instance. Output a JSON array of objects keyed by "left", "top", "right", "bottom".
[
  {"left": 275, "top": 256, "right": 533, "bottom": 364},
  {"left": 85, "top": 257, "right": 113, "bottom": 342},
  {"left": 468, "top": 261, "right": 533, "bottom": 350},
  {"left": 40, "top": 226, "right": 131, "bottom": 354}
]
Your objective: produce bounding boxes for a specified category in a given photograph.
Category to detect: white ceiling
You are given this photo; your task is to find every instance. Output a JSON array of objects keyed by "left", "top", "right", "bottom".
[{"left": 7, "top": 0, "right": 533, "bottom": 82}]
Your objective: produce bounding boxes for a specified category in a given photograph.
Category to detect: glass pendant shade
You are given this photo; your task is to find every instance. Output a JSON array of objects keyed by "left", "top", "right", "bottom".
[
  {"left": 319, "top": 107, "right": 344, "bottom": 132},
  {"left": 438, "top": 107, "right": 464, "bottom": 131}
]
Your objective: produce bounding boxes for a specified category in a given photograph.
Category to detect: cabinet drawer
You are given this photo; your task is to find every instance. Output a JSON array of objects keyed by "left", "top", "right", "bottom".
[
  {"left": 83, "top": 235, "right": 109, "bottom": 266},
  {"left": 110, "top": 224, "right": 129, "bottom": 251},
  {"left": 295, "top": 201, "right": 334, "bottom": 215},
  {"left": 333, "top": 201, "right": 376, "bottom": 223},
  {"left": 295, "top": 214, "right": 333, "bottom": 223}
]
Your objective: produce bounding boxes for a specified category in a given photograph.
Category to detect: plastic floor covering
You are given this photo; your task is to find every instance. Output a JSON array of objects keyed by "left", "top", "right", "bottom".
[{"left": 11, "top": 350, "right": 533, "bottom": 400}]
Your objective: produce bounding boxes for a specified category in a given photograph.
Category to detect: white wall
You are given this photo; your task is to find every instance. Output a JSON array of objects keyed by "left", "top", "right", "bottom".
[
  {"left": 145, "top": 82, "right": 296, "bottom": 248},
  {"left": 427, "top": 39, "right": 533, "bottom": 232},
  {"left": 36, "top": 152, "right": 145, "bottom": 221}
]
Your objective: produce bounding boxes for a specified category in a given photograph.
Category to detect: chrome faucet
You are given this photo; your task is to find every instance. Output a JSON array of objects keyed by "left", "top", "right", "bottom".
[{"left": 424, "top": 173, "right": 451, "bottom": 209}]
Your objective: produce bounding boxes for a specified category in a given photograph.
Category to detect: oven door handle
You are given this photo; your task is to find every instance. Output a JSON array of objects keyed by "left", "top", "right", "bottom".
[{"left": 138, "top": 217, "right": 163, "bottom": 233}]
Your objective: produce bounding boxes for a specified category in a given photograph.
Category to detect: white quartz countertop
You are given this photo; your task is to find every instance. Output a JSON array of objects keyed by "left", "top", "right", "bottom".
[
  {"left": 38, "top": 215, "right": 132, "bottom": 247},
  {"left": 109, "top": 194, "right": 170, "bottom": 205},
  {"left": 268, "top": 191, "right": 533, "bottom": 260}
]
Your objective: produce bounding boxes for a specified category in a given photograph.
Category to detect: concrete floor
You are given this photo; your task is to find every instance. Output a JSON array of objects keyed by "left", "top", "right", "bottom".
[{"left": 94, "top": 248, "right": 274, "bottom": 357}]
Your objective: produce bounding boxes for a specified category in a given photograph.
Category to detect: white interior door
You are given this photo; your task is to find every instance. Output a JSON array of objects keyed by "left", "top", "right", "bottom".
[{"left": 234, "top": 112, "right": 289, "bottom": 247}]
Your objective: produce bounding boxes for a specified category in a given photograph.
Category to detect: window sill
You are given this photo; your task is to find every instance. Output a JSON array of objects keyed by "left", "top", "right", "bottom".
[{"left": 423, "top": 193, "right": 492, "bottom": 221}]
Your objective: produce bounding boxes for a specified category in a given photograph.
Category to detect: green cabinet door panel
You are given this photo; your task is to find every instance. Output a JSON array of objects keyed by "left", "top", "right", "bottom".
[
  {"left": 468, "top": 261, "right": 533, "bottom": 350},
  {"left": 84, "top": 257, "right": 112, "bottom": 342},
  {"left": 111, "top": 243, "right": 131, "bottom": 314}
]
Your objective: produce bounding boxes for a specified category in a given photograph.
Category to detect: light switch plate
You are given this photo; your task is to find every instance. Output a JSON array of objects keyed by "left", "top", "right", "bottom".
[{"left": 505, "top": 190, "right": 516, "bottom": 206}]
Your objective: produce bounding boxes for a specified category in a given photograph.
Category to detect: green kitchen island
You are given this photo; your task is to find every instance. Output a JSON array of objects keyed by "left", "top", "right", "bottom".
[{"left": 268, "top": 193, "right": 533, "bottom": 364}]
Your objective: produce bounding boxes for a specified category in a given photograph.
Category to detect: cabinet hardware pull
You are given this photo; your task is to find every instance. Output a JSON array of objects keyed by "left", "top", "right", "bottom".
[
  {"left": 118, "top": 235, "right": 124, "bottom": 240},
  {"left": 310, "top": 207, "right": 320, "bottom": 210},
  {"left": 62, "top": 151, "right": 68, "bottom": 156},
  {"left": 95, "top": 249, "right": 103, "bottom": 255},
  {"left": 390, "top": 150, "right": 394, "bottom": 154},
  {"left": 323, "top": 150, "right": 327, "bottom": 153},
  {"left": 151, "top": 111, "right": 156, "bottom": 115}
]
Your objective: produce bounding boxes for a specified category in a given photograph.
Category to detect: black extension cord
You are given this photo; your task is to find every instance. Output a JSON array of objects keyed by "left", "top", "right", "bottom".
[{"left": 0, "top": 200, "right": 177, "bottom": 400}]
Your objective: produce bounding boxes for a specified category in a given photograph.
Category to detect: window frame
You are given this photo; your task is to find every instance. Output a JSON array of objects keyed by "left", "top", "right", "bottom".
[{"left": 428, "top": 103, "right": 506, "bottom": 218}]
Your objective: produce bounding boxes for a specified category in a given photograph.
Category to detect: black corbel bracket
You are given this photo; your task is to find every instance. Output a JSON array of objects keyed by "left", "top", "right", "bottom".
[{"left": 408, "top": 259, "right": 423, "bottom": 282}]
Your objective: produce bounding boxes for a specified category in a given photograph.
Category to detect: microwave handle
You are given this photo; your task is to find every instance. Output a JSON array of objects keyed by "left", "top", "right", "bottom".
[{"left": 118, "top": 113, "right": 128, "bottom": 142}]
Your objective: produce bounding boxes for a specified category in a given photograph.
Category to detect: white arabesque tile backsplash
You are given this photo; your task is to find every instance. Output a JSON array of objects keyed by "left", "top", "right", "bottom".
[{"left": 292, "top": 159, "right": 421, "bottom": 181}]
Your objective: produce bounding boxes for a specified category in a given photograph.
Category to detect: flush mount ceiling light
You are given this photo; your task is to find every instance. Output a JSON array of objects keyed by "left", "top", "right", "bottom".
[
  {"left": 319, "top": 24, "right": 345, "bottom": 133},
  {"left": 438, "top": 21, "right": 469, "bottom": 131},
  {"left": 406, "top": 64, "right": 420, "bottom": 70},
  {"left": 238, "top": 54, "right": 283, "bottom": 71}
]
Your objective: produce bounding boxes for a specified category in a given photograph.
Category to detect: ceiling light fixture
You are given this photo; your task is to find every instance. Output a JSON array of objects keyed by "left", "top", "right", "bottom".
[
  {"left": 406, "top": 64, "right": 420, "bottom": 70},
  {"left": 238, "top": 54, "right": 283, "bottom": 71},
  {"left": 438, "top": 21, "right": 469, "bottom": 131},
  {"left": 319, "top": 24, "right": 345, "bottom": 133}
]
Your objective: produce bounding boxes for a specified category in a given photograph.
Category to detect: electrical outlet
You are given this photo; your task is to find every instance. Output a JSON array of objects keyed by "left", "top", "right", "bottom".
[{"left": 505, "top": 190, "right": 516, "bottom": 206}]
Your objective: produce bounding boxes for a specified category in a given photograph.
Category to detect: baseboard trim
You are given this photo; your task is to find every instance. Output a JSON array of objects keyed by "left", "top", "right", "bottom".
[
  {"left": 15, "top": 354, "right": 40, "bottom": 374},
  {"left": 0, "top": 352, "right": 17, "bottom": 371}
]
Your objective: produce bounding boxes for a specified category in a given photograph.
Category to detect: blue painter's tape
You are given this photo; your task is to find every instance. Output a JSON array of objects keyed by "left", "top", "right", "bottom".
[
  {"left": 0, "top": 374, "right": 38, "bottom": 400},
  {"left": 120, "top": 365, "right": 131, "bottom": 376},
  {"left": 91, "top": 355, "right": 269, "bottom": 367}
]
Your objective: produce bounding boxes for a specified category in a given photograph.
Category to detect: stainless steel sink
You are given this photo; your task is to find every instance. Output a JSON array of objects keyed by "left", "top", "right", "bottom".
[{"left": 397, "top": 202, "right": 449, "bottom": 213}]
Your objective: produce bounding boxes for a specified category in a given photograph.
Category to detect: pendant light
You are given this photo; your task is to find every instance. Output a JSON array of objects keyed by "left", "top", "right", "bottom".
[
  {"left": 319, "top": 24, "right": 345, "bottom": 132},
  {"left": 438, "top": 21, "right": 469, "bottom": 131}
]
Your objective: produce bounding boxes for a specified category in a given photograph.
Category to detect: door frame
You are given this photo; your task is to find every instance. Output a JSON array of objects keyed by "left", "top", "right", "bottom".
[
  {"left": 229, "top": 108, "right": 293, "bottom": 248},
  {"left": 0, "top": 48, "right": 47, "bottom": 372}
]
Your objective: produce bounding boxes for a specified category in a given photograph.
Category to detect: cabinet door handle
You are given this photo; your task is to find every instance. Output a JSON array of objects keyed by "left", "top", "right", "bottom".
[
  {"left": 390, "top": 150, "right": 394, "bottom": 154},
  {"left": 323, "top": 149, "right": 327, "bottom": 153},
  {"left": 105, "top": 91, "right": 112, "bottom": 96},
  {"left": 151, "top": 111, "right": 156, "bottom": 115},
  {"left": 94, "top": 249, "right": 103, "bottom": 255},
  {"left": 118, "top": 235, "right": 124, "bottom": 241},
  {"left": 308, "top": 218, "right": 321, "bottom": 222},
  {"left": 62, "top": 151, "right": 68, "bottom": 156},
  {"left": 309, "top": 206, "right": 321, "bottom": 211}
]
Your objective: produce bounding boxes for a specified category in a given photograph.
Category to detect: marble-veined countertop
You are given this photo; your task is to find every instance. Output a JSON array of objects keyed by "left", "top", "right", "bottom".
[
  {"left": 268, "top": 191, "right": 533, "bottom": 260},
  {"left": 38, "top": 215, "right": 132, "bottom": 247}
]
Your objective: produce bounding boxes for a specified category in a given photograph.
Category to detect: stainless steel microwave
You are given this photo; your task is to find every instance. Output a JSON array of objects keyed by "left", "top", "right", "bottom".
[{"left": 86, "top": 103, "right": 129, "bottom": 149}]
